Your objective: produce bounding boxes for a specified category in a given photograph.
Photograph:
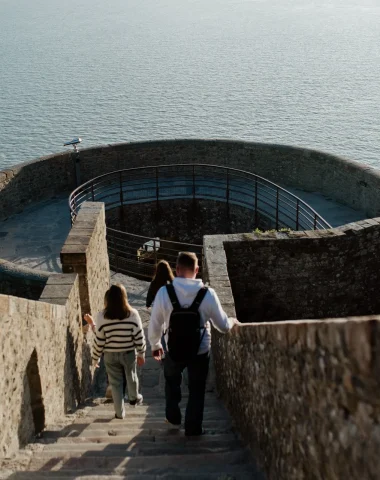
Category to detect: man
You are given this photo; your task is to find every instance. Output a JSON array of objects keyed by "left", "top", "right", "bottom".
[{"left": 148, "top": 251, "right": 237, "bottom": 436}]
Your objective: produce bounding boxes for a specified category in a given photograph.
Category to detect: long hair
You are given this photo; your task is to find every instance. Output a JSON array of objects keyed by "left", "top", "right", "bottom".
[
  {"left": 153, "top": 260, "right": 174, "bottom": 284},
  {"left": 104, "top": 284, "right": 131, "bottom": 320},
  {"left": 151, "top": 260, "right": 174, "bottom": 294}
]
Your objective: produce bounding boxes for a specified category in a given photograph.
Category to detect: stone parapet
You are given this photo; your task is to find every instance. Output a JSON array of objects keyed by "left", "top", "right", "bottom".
[
  {"left": 0, "top": 151, "right": 75, "bottom": 220},
  {"left": 61, "top": 202, "right": 110, "bottom": 317},
  {"left": 215, "top": 220, "right": 380, "bottom": 322},
  {"left": 2, "top": 140, "right": 380, "bottom": 220},
  {"left": 0, "top": 201, "right": 112, "bottom": 458},
  {"left": 205, "top": 231, "right": 380, "bottom": 479},
  {"left": 0, "top": 273, "right": 93, "bottom": 458},
  {"left": 0, "top": 259, "right": 51, "bottom": 300}
]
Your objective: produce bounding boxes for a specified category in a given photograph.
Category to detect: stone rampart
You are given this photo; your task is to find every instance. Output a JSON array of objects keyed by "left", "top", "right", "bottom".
[
  {"left": 0, "top": 259, "right": 50, "bottom": 300},
  {"left": 204, "top": 234, "right": 380, "bottom": 479},
  {"left": 61, "top": 202, "right": 110, "bottom": 317},
  {"left": 0, "top": 202, "right": 110, "bottom": 458},
  {"left": 0, "top": 151, "right": 75, "bottom": 220},
  {"left": 2, "top": 140, "right": 380, "bottom": 221},
  {"left": 0, "top": 274, "right": 93, "bottom": 458},
  {"left": 221, "top": 219, "right": 380, "bottom": 322}
]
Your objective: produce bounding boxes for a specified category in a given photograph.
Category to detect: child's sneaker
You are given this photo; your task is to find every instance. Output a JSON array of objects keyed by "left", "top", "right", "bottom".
[{"left": 129, "top": 393, "right": 143, "bottom": 407}]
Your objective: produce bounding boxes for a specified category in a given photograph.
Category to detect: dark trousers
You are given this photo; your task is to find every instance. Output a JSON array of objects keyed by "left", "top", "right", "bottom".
[{"left": 164, "top": 351, "right": 210, "bottom": 435}]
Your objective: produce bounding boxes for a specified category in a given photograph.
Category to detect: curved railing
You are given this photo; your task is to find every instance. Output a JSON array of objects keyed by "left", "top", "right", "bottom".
[{"left": 69, "top": 164, "right": 331, "bottom": 279}]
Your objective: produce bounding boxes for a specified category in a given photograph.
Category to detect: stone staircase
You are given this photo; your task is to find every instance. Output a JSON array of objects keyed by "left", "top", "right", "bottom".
[
  {"left": 3, "top": 282, "right": 263, "bottom": 479},
  {"left": 6, "top": 347, "right": 261, "bottom": 479}
]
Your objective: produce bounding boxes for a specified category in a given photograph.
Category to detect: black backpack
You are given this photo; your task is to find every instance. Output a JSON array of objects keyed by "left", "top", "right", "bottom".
[{"left": 166, "top": 284, "right": 208, "bottom": 362}]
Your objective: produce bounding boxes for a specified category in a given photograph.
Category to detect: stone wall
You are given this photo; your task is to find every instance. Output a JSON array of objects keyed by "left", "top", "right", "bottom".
[
  {"left": 221, "top": 219, "right": 380, "bottom": 322},
  {"left": 0, "top": 274, "right": 93, "bottom": 457},
  {"left": 61, "top": 202, "right": 110, "bottom": 317},
  {"left": 204, "top": 235, "right": 380, "bottom": 480},
  {"left": 0, "top": 151, "right": 75, "bottom": 220},
  {"left": 0, "top": 259, "right": 50, "bottom": 300},
  {"left": 106, "top": 199, "right": 272, "bottom": 245},
  {"left": 0, "top": 201, "right": 111, "bottom": 458},
  {"left": 2, "top": 140, "right": 380, "bottom": 221}
]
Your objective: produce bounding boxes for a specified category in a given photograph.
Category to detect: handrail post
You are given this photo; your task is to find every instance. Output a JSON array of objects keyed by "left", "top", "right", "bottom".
[
  {"left": 276, "top": 188, "right": 279, "bottom": 230},
  {"left": 192, "top": 165, "right": 195, "bottom": 200},
  {"left": 226, "top": 169, "right": 231, "bottom": 232},
  {"left": 255, "top": 177, "right": 258, "bottom": 227},
  {"left": 112, "top": 233, "right": 119, "bottom": 273},
  {"left": 156, "top": 167, "right": 159, "bottom": 208},
  {"left": 296, "top": 199, "right": 299, "bottom": 231},
  {"left": 314, "top": 214, "right": 317, "bottom": 230},
  {"left": 154, "top": 238, "right": 158, "bottom": 265},
  {"left": 226, "top": 169, "right": 230, "bottom": 206},
  {"left": 91, "top": 183, "right": 95, "bottom": 201},
  {"left": 119, "top": 171, "right": 124, "bottom": 207},
  {"left": 73, "top": 197, "right": 77, "bottom": 221}
]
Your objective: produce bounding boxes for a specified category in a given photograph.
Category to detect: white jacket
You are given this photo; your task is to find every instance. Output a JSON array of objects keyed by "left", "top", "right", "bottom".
[{"left": 148, "top": 277, "right": 233, "bottom": 355}]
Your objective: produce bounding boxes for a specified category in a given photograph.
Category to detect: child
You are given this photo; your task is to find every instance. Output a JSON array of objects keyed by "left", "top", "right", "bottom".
[{"left": 84, "top": 284, "right": 146, "bottom": 419}]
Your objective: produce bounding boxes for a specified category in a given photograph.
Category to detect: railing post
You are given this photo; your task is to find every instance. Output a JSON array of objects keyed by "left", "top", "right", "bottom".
[
  {"left": 91, "top": 183, "right": 95, "bottom": 201},
  {"left": 153, "top": 239, "right": 158, "bottom": 265},
  {"left": 111, "top": 233, "right": 119, "bottom": 273},
  {"left": 72, "top": 197, "right": 77, "bottom": 225},
  {"left": 255, "top": 177, "right": 258, "bottom": 227},
  {"left": 156, "top": 167, "right": 159, "bottom": 207},
  {"left": 296, "top": 199, "right": 300, "bottom": 231},
  {"left": 119, "top": 171, "right": 124, "bottom": 207},
  {"left": 276, "top": 188, "right": 279, "bottom": 230},
  {"left": 226, "top": 169, "right": 230, "bottom": 206},
  {"left": 192, "top": 165, "right": 195, "bottom": 200},
  {"left": 314, "top": 214, "right": 318, "bottom": 230}
]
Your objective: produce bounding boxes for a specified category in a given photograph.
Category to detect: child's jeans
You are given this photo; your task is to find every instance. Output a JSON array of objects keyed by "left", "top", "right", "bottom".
[{"left": 104, "top": 350, "right": 139, "bottom": 418}]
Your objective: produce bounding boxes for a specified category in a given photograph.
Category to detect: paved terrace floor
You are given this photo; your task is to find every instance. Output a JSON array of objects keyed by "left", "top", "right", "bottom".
[{"left": 0, "top": 189, "right": 365, "bottom": 273}]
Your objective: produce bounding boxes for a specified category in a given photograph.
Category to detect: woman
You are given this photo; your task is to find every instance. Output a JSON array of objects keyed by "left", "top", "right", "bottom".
[
  {"left": 146, "top": 260, "right": 174, "bottom": 357},
  {"left": 85, "top": 284, "right": 146, "bottom": 419},
  {"left": 146, "top": 260, "right": 175, "bottom": 308}
]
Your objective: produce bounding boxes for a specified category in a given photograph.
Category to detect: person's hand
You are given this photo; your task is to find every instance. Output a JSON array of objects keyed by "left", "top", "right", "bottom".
[
  {"left": 230, "top": 318, "right": 241, "bottom": 331},
  {"left": 92, "top": 359, "right": 100, "bottom": 369},
  {"left": 152, "top": 348, "right": 164, "bottom": 361},
  {"left": 84, "top": 314, "right": 95, "bottom": 330},
  {"left": 137, "top": 356, "right": 145, "bottom": 367},
  {"left": 84, "top": 314, "right": 96, "bottom": 332}
]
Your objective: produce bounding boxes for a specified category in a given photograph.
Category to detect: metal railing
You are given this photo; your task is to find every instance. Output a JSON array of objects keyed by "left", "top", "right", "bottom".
[{"left": 69, "top": 164, "right": 331, "bottom": 279}]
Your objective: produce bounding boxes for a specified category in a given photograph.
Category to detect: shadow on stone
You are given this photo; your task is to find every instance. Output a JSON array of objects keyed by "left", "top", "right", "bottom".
[{"left": 18, "top": 349, "right": 45, "bottom": 448}]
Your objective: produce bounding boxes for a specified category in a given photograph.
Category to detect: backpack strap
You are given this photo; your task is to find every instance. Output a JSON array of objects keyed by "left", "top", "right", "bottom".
[
  {"left": 166, "top": 284, "right": 181, "bottom": 311},
  {"left": 189, "top": 287, "right": 208, "bottom": 312}
]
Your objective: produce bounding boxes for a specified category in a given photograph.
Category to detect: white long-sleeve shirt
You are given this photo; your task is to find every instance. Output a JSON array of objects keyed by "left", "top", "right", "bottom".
[{"left": 148, "top": 277, "right": 233, "bottom": 355}]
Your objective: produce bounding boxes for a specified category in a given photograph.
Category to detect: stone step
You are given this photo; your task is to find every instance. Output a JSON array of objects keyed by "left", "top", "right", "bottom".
[
  {"left": 48, "top": 433, "right": 237, "bottom": 445},
  {"left": 96, "top": 399, "right": 221, "bottom": 409},
  {"left": 28, "top": 451, "right": 250, "bottom": 472},
  {"left": 12, "top": 466, "right": 258, "bottom": 479},
  {"left": 91, "top": 404, "right": 226, "bottom": 414},
  {"left": 43, "top": 423, "right": 233, "bottom": 439},
  {"left": 69, "top": 418, "right": 232, "bottom": 429},
  {"left": 83, "top": 409, "right": 228, "bottom": 420},
  {"left": 41, "top": 441, "right": 240, "bottom": 455},
  {"left": 101, "top": 392, "right": 219, "bottom": 403}
]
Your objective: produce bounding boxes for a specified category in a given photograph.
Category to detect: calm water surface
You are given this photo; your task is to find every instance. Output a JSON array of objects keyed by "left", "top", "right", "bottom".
[{"left": 0, "top": 0, "right": 379, "bottom": 169}]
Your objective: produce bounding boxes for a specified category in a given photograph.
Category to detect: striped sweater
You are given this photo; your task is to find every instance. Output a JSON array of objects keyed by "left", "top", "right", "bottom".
[{"left": 92, "top": 308, "right": 146, "bottom": 363}]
